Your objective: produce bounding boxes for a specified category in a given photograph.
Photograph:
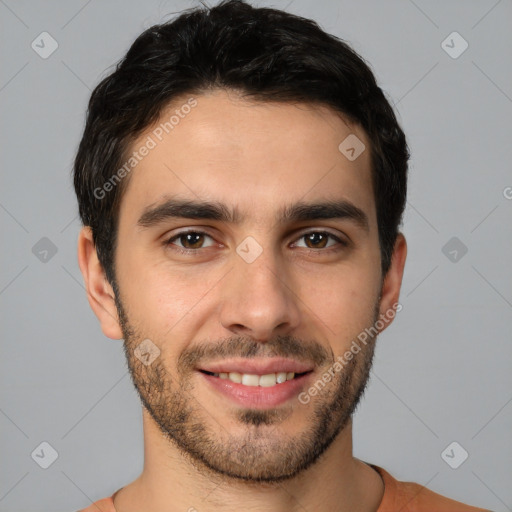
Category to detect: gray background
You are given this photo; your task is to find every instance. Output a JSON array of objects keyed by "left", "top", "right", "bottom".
[{"left": 1, "top": 0, "right": 511, "bottom": 511}]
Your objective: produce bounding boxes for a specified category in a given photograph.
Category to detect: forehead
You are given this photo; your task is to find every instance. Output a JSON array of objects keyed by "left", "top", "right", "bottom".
[{"left": 118, "top": 90, "right": 375, "bottom": 227}]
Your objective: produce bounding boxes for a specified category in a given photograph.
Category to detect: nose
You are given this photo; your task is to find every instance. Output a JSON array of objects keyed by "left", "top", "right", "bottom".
[{"left": 219, "top": 247, "right": 301, "bottom": 342}]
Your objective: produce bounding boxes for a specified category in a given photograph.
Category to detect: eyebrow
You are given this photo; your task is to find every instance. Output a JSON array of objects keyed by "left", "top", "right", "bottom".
[{"left": 137, "top": 198, "right": 369, "bottom": 232}]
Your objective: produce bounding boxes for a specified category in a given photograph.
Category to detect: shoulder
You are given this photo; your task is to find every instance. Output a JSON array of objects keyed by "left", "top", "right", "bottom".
[
  {"left": 76, "top": 495, "right": 116, "bottom": 512},
  {"left": 371, "top": 464, "right": 493, "bottom": 512}
]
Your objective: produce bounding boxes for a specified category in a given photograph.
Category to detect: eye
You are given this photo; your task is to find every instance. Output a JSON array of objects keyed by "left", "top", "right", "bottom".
[
  {"left": 165, "top": 230, "right": 216, "bottom": 250},
  {"left": 293, "top": 231, "right": 346, "bottom": 250}
]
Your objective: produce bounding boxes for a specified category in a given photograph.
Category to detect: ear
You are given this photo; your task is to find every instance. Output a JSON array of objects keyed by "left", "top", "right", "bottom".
[
  {"left": 378, "top": 233, "right": 407, "bottom": 332},
  {"left": 77, "top": 226, "right": 123, "bottom": 339}
]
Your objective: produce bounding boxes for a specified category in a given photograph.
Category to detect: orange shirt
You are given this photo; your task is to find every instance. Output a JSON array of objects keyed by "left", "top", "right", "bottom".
[
  {"left": 77, "top": 464, "right": 492, "bottom": 511},
  {"left": 369, "top": 465, "right": 492, "bottom": 511}
]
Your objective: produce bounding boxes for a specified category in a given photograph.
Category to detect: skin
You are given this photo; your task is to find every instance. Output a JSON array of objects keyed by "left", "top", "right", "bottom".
[{"left": 78, "top": 89, "right": 407, "bottom": 512}]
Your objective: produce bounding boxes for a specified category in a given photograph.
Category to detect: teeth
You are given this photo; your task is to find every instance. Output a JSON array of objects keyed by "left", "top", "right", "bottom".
[
  {"left": 211, "top": 371, "right": 297, "bottom": 386},
  {"left": 259, "top": 373, "right": 277, "bottom": 387},
  {"left": 276, "top": 372, "right": 287, "bottom": 384},
  {"left": 228, "top": 371, "right": 242, "bottom": 383},
  {"left": 241, "top": 374, "right": 260, "bottom": 386}
]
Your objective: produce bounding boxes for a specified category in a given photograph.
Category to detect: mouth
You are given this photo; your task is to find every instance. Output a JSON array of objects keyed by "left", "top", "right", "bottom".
[
  {"left": 199, "top": 369, "right": 311, "bottom": 387},
  {"left": 196, "top": 358, "right": 315, "bottom": 408}
]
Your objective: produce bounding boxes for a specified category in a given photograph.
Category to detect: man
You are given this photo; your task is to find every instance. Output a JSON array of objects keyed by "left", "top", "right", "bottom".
[{"left": 74, "top": 1, "right": 491, "bottom": 510}]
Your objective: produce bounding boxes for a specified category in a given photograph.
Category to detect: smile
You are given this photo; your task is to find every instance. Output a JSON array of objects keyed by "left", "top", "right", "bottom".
[
  {"left": 198, "top": 361, "right": 314, "bottom": 408},
  {"left": 200, "top": 370, "right": 308, "bottom": 387}
]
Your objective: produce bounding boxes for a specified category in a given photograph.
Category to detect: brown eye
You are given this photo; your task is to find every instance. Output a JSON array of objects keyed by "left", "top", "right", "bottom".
[
  {"left": 166, "top": 231, "right": 215, "bottom": 250},
  {"left": 295, "top": 231, "right": 343, "bottom": 250},
  {"left": 180, "top": 232, "right": 205, "bottom": 249},
  {"left": 304, "top": 232, "right": 329, "bottom": 248}
]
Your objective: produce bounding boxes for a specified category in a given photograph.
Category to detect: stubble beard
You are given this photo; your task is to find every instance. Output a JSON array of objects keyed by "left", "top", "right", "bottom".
[{"left": 114, "top": 287, "right": 379, "bottom": 484}]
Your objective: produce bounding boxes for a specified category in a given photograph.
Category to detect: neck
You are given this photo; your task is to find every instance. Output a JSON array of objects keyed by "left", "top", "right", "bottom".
[{"left": 114, "top": 410, "right": 383, "bottom": 512}]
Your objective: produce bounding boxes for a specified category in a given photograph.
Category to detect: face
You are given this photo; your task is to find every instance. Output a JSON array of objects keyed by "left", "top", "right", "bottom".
[{"left": 105, "top": 90, "right": 400, "bottom": 482}]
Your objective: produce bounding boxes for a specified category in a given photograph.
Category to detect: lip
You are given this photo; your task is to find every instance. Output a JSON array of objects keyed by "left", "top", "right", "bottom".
[
  {"left": 198, "top": 357, "right": 314, "bottom": 375},
  {"left": 199, "top": 370, "right": 314, "bottom": 409}
]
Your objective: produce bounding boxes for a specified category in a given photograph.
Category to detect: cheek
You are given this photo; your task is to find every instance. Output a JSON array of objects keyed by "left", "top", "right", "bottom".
[
  {"left": 118, "top": 258, "right": 219, "bottom": 340},
  {"left": 300, "top": 264, "right": 380, "bottom": 345}
]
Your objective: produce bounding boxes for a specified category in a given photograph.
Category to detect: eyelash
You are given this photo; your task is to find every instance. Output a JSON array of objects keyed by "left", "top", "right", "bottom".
[{"left": 164, "top": 230, "right": 348, "bottom": 255}]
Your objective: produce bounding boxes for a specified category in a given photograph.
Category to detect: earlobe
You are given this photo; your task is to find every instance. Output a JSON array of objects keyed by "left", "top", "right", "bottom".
[
  {"left": 378, "top": 233, "right": 407, "bottom": 331},
  {"left": 77, "top": 226, "right": 123, "bottom": 340}
]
